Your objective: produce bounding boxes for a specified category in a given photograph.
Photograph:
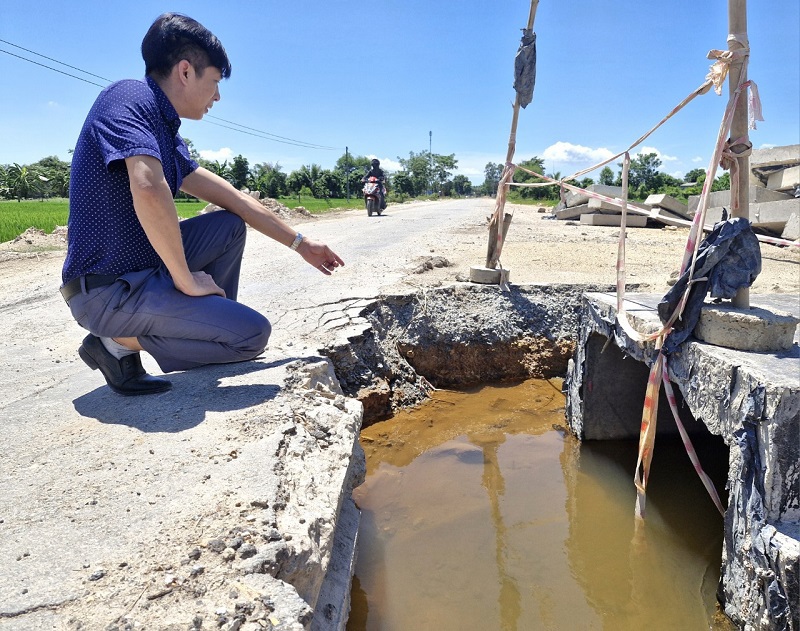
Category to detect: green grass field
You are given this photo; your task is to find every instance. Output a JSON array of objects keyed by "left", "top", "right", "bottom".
[
  {"left": 0, "top": 196, "right": 368, "bottom": 243},
  {"left": 0, "top": 198, "right": 208, "bottom": 243},
  {"left": 278, "top": 196, "right": 364, "bottom": 212}
]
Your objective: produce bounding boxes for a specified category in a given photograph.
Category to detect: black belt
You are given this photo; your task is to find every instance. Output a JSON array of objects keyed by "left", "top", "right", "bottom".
[{"left": 59, "top": 274, "right": 120, "bottom": 303}]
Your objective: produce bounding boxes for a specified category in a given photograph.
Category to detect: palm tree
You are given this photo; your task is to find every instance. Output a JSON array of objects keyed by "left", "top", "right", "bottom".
[
  {"left": 6, "top": 163, "right": 36, "bottom": 201},
  {"left": 298, "top": 164, "right": 322, "bottom": 191}
]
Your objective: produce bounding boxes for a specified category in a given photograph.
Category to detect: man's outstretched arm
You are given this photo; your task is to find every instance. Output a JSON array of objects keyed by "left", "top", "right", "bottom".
[{"left": 181, "top": 167, "right": 344, "bottom": 274}]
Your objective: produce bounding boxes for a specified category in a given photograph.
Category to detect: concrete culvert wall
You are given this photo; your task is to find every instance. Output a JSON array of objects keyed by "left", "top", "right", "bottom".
[{"left": 322, "top": 283, "right": 616, "bottom": 424}]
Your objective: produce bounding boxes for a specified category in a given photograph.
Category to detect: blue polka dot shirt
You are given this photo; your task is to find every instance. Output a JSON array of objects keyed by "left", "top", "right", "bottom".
[{"left": 62, "top": 76, "right": 198, "bottom": 284}]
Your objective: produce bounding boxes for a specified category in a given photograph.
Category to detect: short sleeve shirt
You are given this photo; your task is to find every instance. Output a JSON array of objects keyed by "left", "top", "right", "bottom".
[{"left": 62, "top": 76, "right": 199, "bottom": 283}]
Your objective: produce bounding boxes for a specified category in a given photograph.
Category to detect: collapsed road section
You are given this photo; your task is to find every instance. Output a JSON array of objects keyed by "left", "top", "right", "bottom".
[{"left": 324, "top": 283, "right": 798, "bottom": 630}]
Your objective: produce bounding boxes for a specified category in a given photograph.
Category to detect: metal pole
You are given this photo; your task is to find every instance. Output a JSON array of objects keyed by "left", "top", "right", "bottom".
[
  {"left": 429, "top": 130, "right": 433, "bottom": 196},
  {"left": 345, "top": 146, "right": 350, "bottom": 201},
  {"left": 728, "top": 0, "right": 750, "bottom": 308}
]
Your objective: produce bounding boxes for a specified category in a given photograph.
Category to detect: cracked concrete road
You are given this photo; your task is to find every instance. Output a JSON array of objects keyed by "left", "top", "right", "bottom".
[{"left": 0, "top": 197, "right": 796, "bottom": 628}]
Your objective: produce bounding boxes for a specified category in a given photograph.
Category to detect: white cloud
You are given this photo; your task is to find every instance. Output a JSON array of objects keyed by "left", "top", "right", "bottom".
[
  {"left": 637, "top": 145, "right": 678, "bottom": 162},
  {"left": 369, "top": 155, "right": 402, "bottom": 171},
  {"left": 691, "top": 156, "right": 704, "bottom": 163},
  {"left": 199, "top": 147, "right": 235, "bottom": 162},
  {"left": 457, "top": 165, "right": 485, "bottom": 178},
  {"left": 449, "top": 152, "right": 507, "bottom": 183},
  {"left": 47, "top": 101, "right": 60, "bottom": 109},
  {"left": 542, "top": 141, "right": 615, "bottom": 164}
]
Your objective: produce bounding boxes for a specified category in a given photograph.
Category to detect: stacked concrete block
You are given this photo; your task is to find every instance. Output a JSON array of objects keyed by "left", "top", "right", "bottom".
[
  {"left": 644, "top": 193, "right": 692, "bottom": 220},
  {"left": 782, "top": 211, "right": 799, "bottom": 241},
  {"left": 561, "top": 184, "right": 623, "bottom": 208},
  {"left": 687, "top": 145, "right": 800, "bottom": 236},
  {"left": 554, "top": 204, "right": 591, "bottom": 220},
  {"left": 750, "top": 144, "right": 800, "bottom": 188},
  {"left": 579, "top": 213, "right": 647, "bottom": 227},
  {"left": 767, "top": 165, "right": 800, "bottom": 193},
  {"left": 554, "top": 184, "right": 657, "bottom": 228},
  {"left": 688, "top": 186, "right": 793, "bottom": 215}
]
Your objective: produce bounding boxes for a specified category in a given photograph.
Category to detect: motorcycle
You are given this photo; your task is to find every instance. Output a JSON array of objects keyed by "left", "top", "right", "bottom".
[{"left": 362, "top": 176, "right": 385, "bottom": 217}]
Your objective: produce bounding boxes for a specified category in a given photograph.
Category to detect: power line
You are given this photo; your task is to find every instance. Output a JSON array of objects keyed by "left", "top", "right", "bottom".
[
  {"left": 0, "top": 47, "right": 107, "bottom": 89},
  {"left": 0, "top": 39, "right": 340, "bottom": 152},
  {"left": 0, "top": 38, "right": 113, "bottom": 83},
  {"left": 202, "top": 117, "right": 338, "bottom": 150}
]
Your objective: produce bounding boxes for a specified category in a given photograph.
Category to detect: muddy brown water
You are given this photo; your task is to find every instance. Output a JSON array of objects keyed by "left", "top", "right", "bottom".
[{"left": 347, "top": 379, "right": 735, "bottom": 631}]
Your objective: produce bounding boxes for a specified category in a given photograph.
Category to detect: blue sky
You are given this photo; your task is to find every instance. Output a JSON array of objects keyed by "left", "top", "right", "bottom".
[{"left": 1, "top": 1, "right": 798, "bottom": 184}]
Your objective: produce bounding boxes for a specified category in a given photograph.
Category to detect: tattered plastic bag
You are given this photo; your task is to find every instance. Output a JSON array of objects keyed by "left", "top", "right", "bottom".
[
  {"left": 513, "top": 29, "right": 536, "bottom": 109},
  {"left": 658, "top": 213, "right": 761, "bottom": 353}
]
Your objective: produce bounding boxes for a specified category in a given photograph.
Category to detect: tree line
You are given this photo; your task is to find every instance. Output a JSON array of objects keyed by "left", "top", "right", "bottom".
[
  {"left": 184, "top": 140, "right": 474, "bottom": 202},
  {"left": 1, "top": 144, "right": 727, "bottom": 203}
]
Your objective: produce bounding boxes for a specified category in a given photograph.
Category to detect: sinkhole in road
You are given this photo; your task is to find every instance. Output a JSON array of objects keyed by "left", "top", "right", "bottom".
[
  {"left": 344, "top": 379, "right": 731, "bottom": 631},
  {"left": 320, "top": 284, "right": 733, "bottom": 631}
]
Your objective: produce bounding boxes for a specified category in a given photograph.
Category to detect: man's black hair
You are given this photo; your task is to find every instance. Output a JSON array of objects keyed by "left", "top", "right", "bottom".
[{"left": 141, "top": 13, "right": 232, "bottom": 80}]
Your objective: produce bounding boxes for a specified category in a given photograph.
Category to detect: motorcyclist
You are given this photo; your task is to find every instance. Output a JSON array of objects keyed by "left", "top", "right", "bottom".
[{"left": 362, "top": 158, "right": 386, "bottom": 209}]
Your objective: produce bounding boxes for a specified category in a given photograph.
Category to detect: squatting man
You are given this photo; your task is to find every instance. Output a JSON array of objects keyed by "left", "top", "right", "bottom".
[{"left": 60, "top": 12, "right": 344, "bottom": 396}]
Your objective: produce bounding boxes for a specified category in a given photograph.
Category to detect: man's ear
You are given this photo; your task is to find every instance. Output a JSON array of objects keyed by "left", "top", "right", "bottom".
[{"left": 176, "top": 59, "right": 192, "bottom": 84}]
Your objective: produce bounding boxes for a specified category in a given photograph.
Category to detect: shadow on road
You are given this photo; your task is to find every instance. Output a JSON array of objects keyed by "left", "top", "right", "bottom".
[{"left": 72, "top": 357, "right": 296, "bottom": 432}]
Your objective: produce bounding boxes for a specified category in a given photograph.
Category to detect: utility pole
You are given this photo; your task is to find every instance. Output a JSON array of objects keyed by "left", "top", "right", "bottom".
[
  {"left": 429, "top": 130, "right": 433, "bottom": 196},
  {"left": 345, "top": 146, "right": 350, "bottom": 201}
]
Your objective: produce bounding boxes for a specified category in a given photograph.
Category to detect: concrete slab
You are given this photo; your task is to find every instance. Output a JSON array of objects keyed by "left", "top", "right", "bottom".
[
  {"left": 750, "top": 198, "right": 800, "bottom": 232},
  {"left": 688, "top": 186, "right": 793, "bottom": 215},
  {"left": 646, "top": 208, "right": 694, "bottom": 229},
  {"left": 783, "top": 212, "right": 800, "bottom": 241},
  {"left": 751, "top": 144, "right": 800, "bottom": 170},
  {"left": 695, "top": 303, "right": 800, "bottom": 351},
  {"left": 585, "top": 197, "right": 655, "bottom": 217},
  {"left": 587, "top": 198, "right": 625, "bottom": 213},
  {"left": 564, "top": 184, "right": 623, "bottom": 208},
  {"left": 767, "top": 165, "right": 800, "bottom": 193},
  {"left": 555, "top": 203, "right": 590, "bottom": 220},
  {"left": 644, "top": 193, "right": 691, "bottom": 219},
  {"left": 579, "top": 213, "right": 648, "bottom": 227},
  {"left": 696, "top": 198, "right": 799, "bottom": 234},
  {"left": 565, "top": 291, "right": 800, "bottom": 631},
  {"left": 751, "top": 145, "right": 800, "bottom": 187}
]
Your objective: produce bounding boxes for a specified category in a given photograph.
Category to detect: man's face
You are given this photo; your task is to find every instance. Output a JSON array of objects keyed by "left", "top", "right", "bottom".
[{"left": 186, "top": 64, "right": 221, "bottom": 120}]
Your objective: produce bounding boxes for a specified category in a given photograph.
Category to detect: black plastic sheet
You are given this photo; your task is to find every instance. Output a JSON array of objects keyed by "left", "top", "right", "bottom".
[
  {"left": 658, "top": 213, "right": 762, "bottom": 353},
  {"left": 514, "top": 29, "right": 537, "bottom": 109}
]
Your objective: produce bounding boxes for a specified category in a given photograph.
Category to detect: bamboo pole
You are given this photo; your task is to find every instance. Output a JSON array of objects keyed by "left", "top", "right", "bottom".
[
  {"left": 728, "top": 0, "right": 750, "bottom": 308},
  {"left": 486, "top": 0, "right": 539, "bottom": 269}
]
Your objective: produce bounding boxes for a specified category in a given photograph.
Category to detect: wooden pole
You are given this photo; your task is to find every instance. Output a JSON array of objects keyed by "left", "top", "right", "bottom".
[
  {"left": 728, "top": 0, "right": 750, "bottom": 308},
  {"left": 486, "top": 0, "right": 539, "bottom": 269}
]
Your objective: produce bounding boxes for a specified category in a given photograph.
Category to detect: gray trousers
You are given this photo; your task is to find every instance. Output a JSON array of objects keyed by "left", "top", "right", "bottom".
[{"left": 66, "top": 211, "right": 271, "bottom": 373}]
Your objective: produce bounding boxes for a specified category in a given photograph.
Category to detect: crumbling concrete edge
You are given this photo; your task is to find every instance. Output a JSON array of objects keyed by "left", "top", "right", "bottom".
[
  {"left": 244, "top": 358, "right": 365, "bottom": 630},
  {"left": 565, "top": 293, "right": 800, "bottom": 631},
  {"left": 116, "top": 357, "right": 365, "bottom": 631},
  {"left": 323, "top": 282, "right": 618, "bottom": 423}
]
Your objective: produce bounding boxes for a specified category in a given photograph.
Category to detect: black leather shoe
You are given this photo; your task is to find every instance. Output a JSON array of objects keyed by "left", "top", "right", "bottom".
[{"left": 78, "top": 334, "right": 172, "bottom": 396}]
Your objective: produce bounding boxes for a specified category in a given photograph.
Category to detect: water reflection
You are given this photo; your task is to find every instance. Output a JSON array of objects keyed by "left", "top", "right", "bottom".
[{"left": 349, "top": 380, "right": 733, "bottom": 631}]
